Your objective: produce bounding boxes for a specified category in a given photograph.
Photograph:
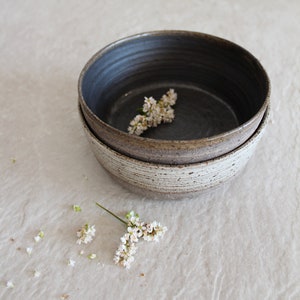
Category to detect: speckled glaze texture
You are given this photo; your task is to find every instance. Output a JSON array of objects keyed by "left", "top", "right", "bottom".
[
  {"left": 79, "top": 106, "right": 269, "bottom": 199},
  {"left": 78, "top": 30, "right": 270, "bottom": 165}
]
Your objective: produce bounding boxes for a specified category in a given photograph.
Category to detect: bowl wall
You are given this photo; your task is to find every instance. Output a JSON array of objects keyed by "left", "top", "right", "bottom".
[{"left": 79, "top": 105, "right": 269, "bottom": 199}]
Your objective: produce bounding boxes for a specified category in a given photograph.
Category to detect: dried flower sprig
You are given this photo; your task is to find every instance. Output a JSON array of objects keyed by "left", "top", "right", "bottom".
[
  {"left": 128, "top": 89, "right": 177, "bottom": 135},
  {"left": 96, "top": 202, "right": 167, "bottom": 269}
]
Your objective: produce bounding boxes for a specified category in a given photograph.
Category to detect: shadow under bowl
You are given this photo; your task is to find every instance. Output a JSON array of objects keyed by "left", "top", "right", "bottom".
[
  {"left": 79, "top": 104, "right": 269, "bottom": 199},
  {"left": 78, "top": 30, "right": 270, "bottom": 164}
]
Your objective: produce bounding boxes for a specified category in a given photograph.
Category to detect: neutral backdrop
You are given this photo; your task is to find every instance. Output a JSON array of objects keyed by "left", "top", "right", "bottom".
[{"left": 1, "top": 1, "right": 299, "bottom": 299}]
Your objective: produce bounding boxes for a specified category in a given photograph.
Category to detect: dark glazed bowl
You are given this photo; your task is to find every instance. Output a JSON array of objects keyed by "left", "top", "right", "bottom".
[{"left": 78, "top": 31, "right": 270, "bottom": 164}]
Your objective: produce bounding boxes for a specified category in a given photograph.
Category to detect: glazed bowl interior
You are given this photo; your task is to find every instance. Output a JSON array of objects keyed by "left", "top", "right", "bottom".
[{"left": 80, "top": 31, "right": 269, "bottom": 141}]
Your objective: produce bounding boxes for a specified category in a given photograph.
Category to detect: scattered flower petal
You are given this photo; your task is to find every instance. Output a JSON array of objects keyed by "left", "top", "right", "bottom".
[
  {"left": 72, "top": 205, "right": 82, "bottom": 212},
  {"left": 60, "top": 294, "right": 70, "bottom": 300},
  {"left": 68, "top": 259, "right": 76, "bottom": 267},
  {"left": 34, "top": 230, "right": 44, "bottom": 243},
  {"left": 26, "top": 247, "right": 33, "bottom": 255},
  {"left": 34, "top": 236, "right": 41, "bottom": 243},
  {"left": 6, "top": 281, "right": 14, "bottom": 289},
  {"left": 33, "top": 270, "right": 41, "bottom": 278},
  {"left": 87, "top": 253, "right": 97, "bottom": 260},
  {"left": 79, "top": 250, "right": 84, "bottom": 255}
]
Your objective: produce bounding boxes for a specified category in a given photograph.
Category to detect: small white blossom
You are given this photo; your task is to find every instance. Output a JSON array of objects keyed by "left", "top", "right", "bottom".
[
  {"left": 26, "top": 247, "right": 33, "bottom": 255},
  {"left": 114, "top": 236, "right": 137, "bottom": 269},
  {"left": 127, "top": 227, "right": 139, "bottom": 243},
  {"left": 76, "top": 224, "right": 96, "bottom": 245},
  {"left": 143, "top": 97, "right": 157, "bottom": 113},
  {"left": 68, "top": 259, "right": 76, "bottom": 267},
  {"left": 143, "top": 221, "right": 168, "bottom": 242},
  {"left": 126, "top": 211, "right": 140, "bottom": 225},
  {"left": 6, "top": 281, "right": 14, "bottom": 289},
  {"left": 128, "top": 114, "right": 148, "bottom": 135},
  {"left": 34, "top": 230, "right": 44, "bottom": 243},
  {"left": 34, "top": 236, "right": 41, "bottom": 243},
  {"left": 162, "top": 89, "right": 177, "bottom": 106},
  {"left": 33, "top": 270, "right": 41, "bottom": 278},
  {"left": 161, "top": 107, "right": 175, "bottom": 123}
]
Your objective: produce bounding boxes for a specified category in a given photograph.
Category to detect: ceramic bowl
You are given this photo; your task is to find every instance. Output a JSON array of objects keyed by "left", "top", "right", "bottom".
[
  {"left": 79, "top": 105, "right": 269, "bottom": 199},
  {"left": 78, "top": 30, "right": 270, "bottom": 164}
]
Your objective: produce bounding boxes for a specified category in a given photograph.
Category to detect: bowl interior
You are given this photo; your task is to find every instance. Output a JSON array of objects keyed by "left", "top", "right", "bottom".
[{"left": 81, "top": 32, "right": 269, "bottom": 140}]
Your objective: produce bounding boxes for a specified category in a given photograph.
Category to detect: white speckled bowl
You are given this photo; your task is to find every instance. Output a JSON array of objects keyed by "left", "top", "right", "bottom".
[{"left": 79, "top": 105, "right": 269, "bottom": 199}]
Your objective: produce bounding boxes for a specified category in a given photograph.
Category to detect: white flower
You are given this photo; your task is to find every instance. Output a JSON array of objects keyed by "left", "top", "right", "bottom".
[
  {"left": 34, "top": 270, "right": 41, "bottom": 277},
  {"left": 163, "top": 89, "right": 177, "bottom": 106},
  {"left": 6, "top": 281, "right": 14, "bottom": 289},
  {"left": 76, "top": 224, "right": 96, "bottom": 245},
  {"left": 34, "top": 236, "right": 41, "bottom": 243},
  {"left": 26, "top": 247, "right": 33, "bottom": 255},
  {"left": 127, "top": 227, "right": 139, "bottom": 243},
  {"left": 161, "top": 107, "right": 175, "bottom": 123},
  {"left": 114, "top": 238, "right": 137, "bottom": 269},
  {"left": 134, "top": 223, "right": 144, "bottom": 238},
  {"left": 128, "top": 114, "right": 148, "bottom": 135},
  {"left": 143, "top": 97, "right": 157, "bottom": 113},
  {"left": 34, "top": 230, "right": 44, "bottom": 243},
  {"left": 143, "top": 221, "right": 168, "bottom": 242},
  {"left": 68, "top": 259, "right": 76, "bottom": 267},
  {"left": 126, "top": 211, "right": 140, "bottom": 225}
]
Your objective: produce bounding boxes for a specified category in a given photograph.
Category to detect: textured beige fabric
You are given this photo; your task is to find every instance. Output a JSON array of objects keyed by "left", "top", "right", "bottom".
[{"left": 1, "top": 1, "right": 299, "bottom": 299}]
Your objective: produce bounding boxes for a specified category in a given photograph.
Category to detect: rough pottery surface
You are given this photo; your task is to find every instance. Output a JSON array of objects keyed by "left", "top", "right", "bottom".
[{"left": 79, "top": 106, "right": 269, "bottom": 199}]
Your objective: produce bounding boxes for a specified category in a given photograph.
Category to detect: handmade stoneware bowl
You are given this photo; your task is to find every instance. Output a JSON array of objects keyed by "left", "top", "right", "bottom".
[
  {"left": 79, "top": 105, "right": 269, "bottom": 199},
  {"left": 78, "top": 30, "right": 270, "bottom": 164}
]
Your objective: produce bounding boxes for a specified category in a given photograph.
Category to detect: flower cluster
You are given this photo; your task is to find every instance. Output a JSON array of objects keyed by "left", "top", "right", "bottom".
[
  {"left": 113, "top": 211, "right": 167, "bottom": 269},
  {"left": 128, "top": 89, "right": 177, "bottom": 135},
  {"left": 76, "top": 223, "right": 96, "bottom": 245}
]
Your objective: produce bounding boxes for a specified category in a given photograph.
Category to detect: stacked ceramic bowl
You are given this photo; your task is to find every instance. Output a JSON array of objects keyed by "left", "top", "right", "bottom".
[{"left": 78, "top": 31, "right": 270, "bottom": 199}]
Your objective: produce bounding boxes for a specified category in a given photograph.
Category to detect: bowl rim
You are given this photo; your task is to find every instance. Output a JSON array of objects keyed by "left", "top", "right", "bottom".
[
  {"left": 79, "top": 103, "right": 270, "bottom": 168},
  {"left": 78, "top": 30, "right": 271, "bottom": 146}
]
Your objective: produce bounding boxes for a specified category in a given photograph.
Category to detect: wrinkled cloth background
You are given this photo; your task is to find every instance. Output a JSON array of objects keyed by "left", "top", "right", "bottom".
[{"left": 1, "top": 1, "right": 299, "bottom": 299}]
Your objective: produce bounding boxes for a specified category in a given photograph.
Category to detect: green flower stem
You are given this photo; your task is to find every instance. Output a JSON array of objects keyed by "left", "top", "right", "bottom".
[{"left": 95, "top": 202, "right": 127, "bottom": 225}]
